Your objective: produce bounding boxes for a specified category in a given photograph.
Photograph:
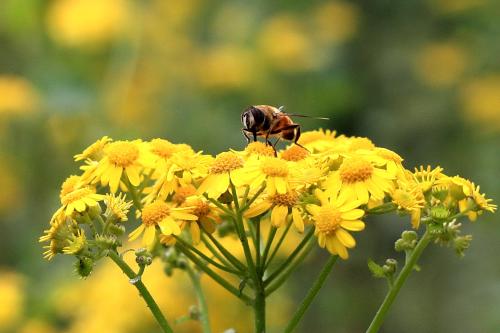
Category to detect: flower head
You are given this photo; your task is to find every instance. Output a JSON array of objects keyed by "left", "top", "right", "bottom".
[
  {"left": 104, "top": 193, "right": 132, "bottom": 222},
  {"left": 74, "top": 136, "right": 111, "bottom": 162},
  {"left": 197, "top": 152, "right": 244, "bottom": 198}
]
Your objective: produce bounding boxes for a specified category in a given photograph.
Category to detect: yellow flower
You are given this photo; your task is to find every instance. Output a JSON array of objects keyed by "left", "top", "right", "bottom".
[
  {"left": 129, "top": 201, "right": 197, "bottom": 248},
  {"left": 62, "top": 231, "right": 87, "bottom": 255},
  {"left": 0, "top": 75, "right": 39, "bottom": 116},
  {"left": 297, "top": 129, "right": 337, "bottom": 153},
  {"left": 240, "top": 141, "right": 276, "bottom": 158},
  {"left": 172, "top": 184, "right": 197, "bottom": 205},
  {"left": 180, "top": 196, "right": 222, "bottom": 244},
  {"left": 104, "top": 193, "right": 132, "bottom": 222},
  {"left": 232, "top": 156, "right": 297, "bottom": 195},
  {"left": 325, "top": 155, "right": 394, "bottom": 203},
  {"left": 307, "top": 189, "right": 365, "bottom": 259},
  {"left": 60, "top": 185, "right": 104, "bottom": 216},
  {"left": 413, "top": 165, "right": 444, "bottom": 192},
  {"left": 40, "top": 209, "right": 75, "bottom": 259},
  {"left": 0, "top": 271, "right": 24, "bottom": 330},
  {"left": 197, "top": 152, "right": 244, "bottom": 198},
  {"left": 91, "top": 140, "right": 151, "bottom": 193},
  {"left": 280, "top": 145, "right": 310, "bottom": 162},
  {"left": 245, "top": 190, "right": 306, "bottom": 232},
  {"left": 360, "top": 147, "right": 406, "bottom": 178},
  {"left": 390, "top": 180, "right": 425, "bottom": 228},
  {"left": 74, "top": 136, "right": 111, "bottom": 162}
]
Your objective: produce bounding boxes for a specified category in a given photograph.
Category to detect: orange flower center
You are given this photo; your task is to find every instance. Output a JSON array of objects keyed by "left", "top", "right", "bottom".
[
  {"left": 339, "top": 158, "right": 373, "bottom": 183},
  {"left": 142, "top": 201, "right": 171, "bottom": 226},
  {"left": 315, "top": 206, "right": 342, "bottom": 235},
  {"left": 281, "top": 146, "right": 309, "bottom": 161},
  {"left": 210, "top": 152, "right": 243, "bottom": 174},
  {"left": 192, "top": 201, "right": 211, "bottom": 218},
  {"left": 270, "top": 192, "right": 298, "bottom": 207},
  {"left": 244, "top": 142, "right": 275, "bottom": 157},
  {"left": 172, "top": 185, "right": 197, "bottom": 205},
  {"left": 261, "top": 159, "right": 289, "bottom": 177},
  {"left": 106, "top": 141, "right": 140, "bottom": 168},
  {"left": 150, "top": 139, "right": 178, "bottom": 159},
  {"left": 61, "top": 187, "right": 94, "bottom": 206}
]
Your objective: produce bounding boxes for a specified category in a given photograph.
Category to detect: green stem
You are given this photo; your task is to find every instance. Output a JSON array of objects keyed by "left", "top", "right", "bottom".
[
  {"left": 186, "top": 264, "right": 212, "bottom": 333},
  {"left": 254, "top": 287, "right": 266, "bottom": 333},
  {"left": 205, "top": 232, "right": 246, "bottom": 271},
  {"left": 284, "top": 255, "right": 338, "bottom": 333},
  {"left": 240, "top": 184, "right": 266, "bottom": 211},
  {"left": 265, "top": 228, "right": 314, "bottom": 286},
  {"left": 264, "top": 220, "right": 293, "bottom": 270},
  {"left": 261, "top": 226, "right": 277, "bottom": 272},
  {"left": 366, "top": 229, "right": 433, "bottom": 333},
  {"left": 176, "top": 241, "right": 252, "bottom": 305},
  {"left": 265, "top": 239, "right": 315, "bottom": 296},
  {"left": 201, "top": 234, "right": 237, "bottom": 270},
  {"left": 107, "top": 251, "right": 173, "bottom": 333},
  {"left": 124, "top": 175, "right": 143, "bottom": 210}
]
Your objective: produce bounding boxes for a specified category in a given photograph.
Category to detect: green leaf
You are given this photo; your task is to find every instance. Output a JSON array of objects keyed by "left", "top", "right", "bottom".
[{"left": 367, "top": 259, "right": 385, "bottom": 278}]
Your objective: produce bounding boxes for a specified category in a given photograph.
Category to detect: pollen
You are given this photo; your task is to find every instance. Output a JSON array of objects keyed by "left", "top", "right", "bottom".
[
  {"left": 270, "top": 192, "right": 298, "bottom": 207},
  {"left": 61, "top": 187, "right": 94, "bottom": 206},
  {"left": 210, "top": 152, "right": 244, "bottom": 174},
  {"left": 315, "top": 206, "right": 342, "bottom": 235},
  {"left": 261, "top": 159, "right": 289, "bottom": 177},
  {"left": 339, "top": 158, "right": 374, "bottom": 183},
  {"left": 150, "top": 138, "right": 178, "bottom": 159},
  {"left": 60, "top": 175, "right": 81, "bottom": 200},
  {"left": 245, "top": 142, "right": 275, "bottom": 157},
  {"left": 142, "top": 201, "right": 171, "bottom": 227},
  {"left": 192, "top": 200, "right": 211, "bottom": 218},
  {"left": 106, "top": 141, "right": 140, "bottom": 168},
  {"left": 281, "top": 145, "right": 309, "bottom": 161}
]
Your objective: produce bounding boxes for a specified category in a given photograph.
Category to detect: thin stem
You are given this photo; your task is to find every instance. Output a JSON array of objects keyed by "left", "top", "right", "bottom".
[
  {"left": 366, "top": 229, "right": 433, "bottom": 333},
  {"left": 205, "top": 232, "right": 246, "bottom": 271},
  {"left": 264, "top": 220, "right": 293, "bottom": 271},
  {"left": 107, "top": 251, "right": 173, "bottom": 333},
  {"left": 201, "top": 234, "right": 235, "bottom": 270},
  {"left": 261, "top": 226, "right": 277, "bottom": 272},
  {"left": 265, "top": 239, "right": 315, "bottom": 296},
  {"left": 174, "top": 236, "right": 242, "bottom": 275},
  {"left": 205, "top": 195, "right": 234, "bottom": 216},
  {"left": 265, "top": 227, "right": 314, "bottom": 286},
  {"left": 176, "top": 241, "right": 253, "bottom": 305},
  {"left": 255, "top": 218, "right": 261, "bottom": 272},
  {"left": 124, "top": 175, "right": 143, "bottom": 210},
  {"left": 186, "top": 264, "right": 212, "bottom": 333},
  {"left": 240, "top": 184, "right": 266, "bottom": 212},
  {"left": 284, "top": 255, "right": 338, "bottom": 333}
]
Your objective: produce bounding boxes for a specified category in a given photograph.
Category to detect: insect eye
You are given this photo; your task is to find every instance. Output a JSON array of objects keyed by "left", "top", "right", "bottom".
[{"left": 242, "top": 111, "right": 254, "bottom": 129}]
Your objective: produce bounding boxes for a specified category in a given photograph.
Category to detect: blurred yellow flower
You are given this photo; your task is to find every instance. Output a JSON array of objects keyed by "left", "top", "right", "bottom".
[
  {"left": 313, "top": 1, "right": 359, "bottom": 45},
  {"left": 0, "top": 271, "right": 24, "bottom": 330},
  {"left": 0, "top": 160, "right": 23, "bottom": 214},
  {"left": 430, "top": 0, "right": 487, "bottom": 13},
  {"left": 258, "top": 14, "right": 318, "bottom": 72},
  {"left": 414, "top": 42, "right": 467, "bottom": 88},
  {"left": 461, "top": 75, "right": 500, "bottom": 130},
  {"left": 46, "top": 0, "right": 130, "bottom": 47},
  {"left": 18, "top": 320, "right": 57, "bottom": 333},
  {"left": 0, "top": 75, "right": 39, "bottom": 115}
]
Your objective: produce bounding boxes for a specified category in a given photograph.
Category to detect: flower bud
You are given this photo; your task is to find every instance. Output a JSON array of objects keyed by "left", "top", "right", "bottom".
[
  {"left": 88, "top": 204, "right": 102, "bottom": 219},
  {"left": 454, "top": 235, "right": 472, "bottom": 257},
  {"left": 382, "top": 259, "right": 397, "bottom": 276},
  {"left": 95, "top": 235, "right": 117, "bottom": 249},
  {"left": 189, "top": 305, "right": 200, "bottom": 320},
  {"left": 74, "top": 257, "right": 94, "bottom": 278},
  {"left": 431, "top": 206, "right": 451, "bottom": 222},
  {"left": 218, "top": 190, "right": 233, "bottom": 204},
  {"left": 108, "top": 224, "right": 126, "bottom": 236},
  {"left": 395, "top": 231, "right": 418, "bottom": 252}
]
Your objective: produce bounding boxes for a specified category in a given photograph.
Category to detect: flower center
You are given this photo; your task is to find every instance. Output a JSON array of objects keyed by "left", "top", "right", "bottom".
[
  {"left": 142, "top": 201, "right": 171, "bottom": 226},
  {"left": 339, "top": 158, "right": 373, "bottom": 183},
  {"left": 60, "top": 175, "right": 81, "bottom": 200},
  {"left": 348, "top": 137, "right": 375, "bottom": 151},
  {"left": 281, "top": 146, "right": 309, "bottom": 161},
  {"left": 61, "top": 187, "right": 94, "bottom": 206},
  {"left": 261, "top": 159, "right": 289, "bottom": 177},
  {"left": 106, "top": 141, "right": 140, "bottom": 168},
  {"left": 315, "top": 206, "right": 342, "bottom": 235},
  {"left": 192, "top": 201, "right": 211, "bottom": 218},
  {"left": 150, "top": 138, "right": 178, "bottom": 159},
  {"left": 172, "top": 185, "right": 197, "bottom": 205},
  {"left": 244, "top": 142, "right": 275, "bottom": 157},
  {"left": 270, "top": 192, "right": 298, "bottom": 207},
  {"left": 210, "top": 152, "right": 244, "bottom": 174}
]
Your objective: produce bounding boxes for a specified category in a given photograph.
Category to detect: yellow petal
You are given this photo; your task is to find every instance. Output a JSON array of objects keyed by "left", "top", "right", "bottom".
[
  {"left": 74, "top": 200, "right": 87, "bottom": 212},
  {"left": 244, "top": 201, "right": 272, "bottom": 218},
  {"left": 340, "top": 220, "right": 365, "bottom": 231},
  {"left": 143, "top": 225, "right": 156, "bottom": 247},
  {"left": 292, "top": 207, "right": 304, "bottom": 233},
  {"left": 190, "top": 223, "right": 200, "bottom": 245},
  {"left": 109, "top": 166, "right": 123, "bottom": 193},
  {"left": 341, "top": 209, "right": 364, "bottom": 220},
  {"left": 271, "top": 205, "right": 288, "bottom": 227},
  {"left": 172, "top": 211, "right": 198, "bottom": 221},
  {"left": 128, "top": 224, "right": 145, "bottom": 241},
  {"left": 158, "top": 220, "right": 172, "bottom": 235},
  {"left": 126, "top": 166, "right": 141, "bottom": 186},
  {"left": 336, "top": 229, "right": 356, "bottom": 248},
  {"left": 274, "top": 177, "right": 288, "bottom": 194},
  {"left": 355, "top": 182, "right": 369, "bottom": 203}
]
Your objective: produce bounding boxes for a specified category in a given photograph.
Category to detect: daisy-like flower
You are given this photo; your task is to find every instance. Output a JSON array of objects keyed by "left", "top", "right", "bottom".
[
  {"left": 245, "top": 189, "right": 306, "bottom": 232},
  {"left": 196, "top": 152, "right": 244, "bottom": 198},
  {"left": 147, "top": 138, "right": 191, "bottom": 175},
  {"left": 239, "top": 141, "right": 276, "bottom": 158},
  {"left": 74, "top": 136, "right": 111, "bottom": 162},
  {"left": 324, "top": 155, "right": 394, "bottom": 204},
  {"left": 104, "top": 193, "right": 132, "bottom": 222},
  {"left": 179, "top": 196, "right": 222, "bottom": 244},
  {"left": 307, "top": 189, "right": 365, "bottom": 259},
  {"left": 232, "top": 156, "right": 298, "bottom": 195},
  {"left": 58, "top": 175, "right": 104, "bottom": 215},
  {"left": 413, "top": 165, "right": 444, "bottom": 192},
  {"left": 39, "top": 209, "right": 76, "bottom": 259},
  {"left": 297, "top": 129, "right": 337, "bottom": 153},
  {"left": 91, "top": 140, "right": 152, "bottom": 193},
  {"left": 280, "top": 145, "right": 310, "bottom": 162},
  {"left": 391, "top": 179, "right": 425, "bottom": 228},
  {"left": 128, "top": 201, "right": 198, "bottom": 248},
  {"left": 62, "top": 231, "right": 87, "bottom": 255},
  {"left": 358, "top": 147, "right": 406, "bottom": 178}
]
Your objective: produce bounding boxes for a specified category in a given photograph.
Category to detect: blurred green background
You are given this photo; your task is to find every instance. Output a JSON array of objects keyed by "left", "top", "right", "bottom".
[{"left": 0, "top": 0, "right": 499, "bottom": 332}]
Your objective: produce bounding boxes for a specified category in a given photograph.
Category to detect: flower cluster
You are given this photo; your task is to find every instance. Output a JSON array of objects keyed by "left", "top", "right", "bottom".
[{"left": 40, "top": 131, "right": 496, "bottom": 270}]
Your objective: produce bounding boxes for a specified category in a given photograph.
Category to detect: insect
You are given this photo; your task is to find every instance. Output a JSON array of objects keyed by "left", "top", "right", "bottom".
[{"left": 241, "top": 105, "right": 329, "bottom": 151}]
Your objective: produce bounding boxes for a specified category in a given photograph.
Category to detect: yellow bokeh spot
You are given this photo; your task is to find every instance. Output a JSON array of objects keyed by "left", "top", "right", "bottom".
[
  {"left": 47, "top": 0, "right": 130, "bottom": 47},
  {"left": 0, "top": 76, "right": 39, "bottom": 116},
  {"left": 461, "top": 75, "right": 500, "bottom": 131},
  {"left": 313, "top": 2, "right": 359, "bottom": 45},
  {"left": 414, "top": 42, "right": 467, "bottom": 87},
  {"left": 0, "top": 271, "right": 24, "bottom": 330}
]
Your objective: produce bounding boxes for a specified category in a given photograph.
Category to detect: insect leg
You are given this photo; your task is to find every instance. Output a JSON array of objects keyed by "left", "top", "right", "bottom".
[
  {"left": 293, "top": 125, "right": 310, "bottom": 152},
  {"left": 242, "top": 129, "right": 251, "bottom": 143}
]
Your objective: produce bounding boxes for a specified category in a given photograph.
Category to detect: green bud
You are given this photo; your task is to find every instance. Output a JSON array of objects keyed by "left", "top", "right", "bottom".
[
  {"left": 432, "top": 187, "right": 449, "bottom": 202},
  {"left": 431, "top": 206, "right": 451, "bottom": 221},
  {"left": 177, "top": 258, "right": 188, "bottom": 269},
  {"left": 367, "top": 259, "right": 385, "bottom": 279},
  {"left": 395, "top": 231, "right": 418, "bottom": 252},
  {"left": 74, "top": 257, "right": 94, "bottom": 278},
  {"left": 164, "top": 263, "right": 174, "bottom": 276},
  {"left": 88, "top": 204, "right": 102, "bottom": 219},
  {"left": 108, "top": 224, "right": 126, "bottom": 236},
  {"left": 449, "top": 184, "right": 466, "bottom": 201},
  {"left": 135, "top": 249, "right": 153, "bottom": 266},
  {"left": 382, "top": 259, "right": 397, "bottom": 276}
]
